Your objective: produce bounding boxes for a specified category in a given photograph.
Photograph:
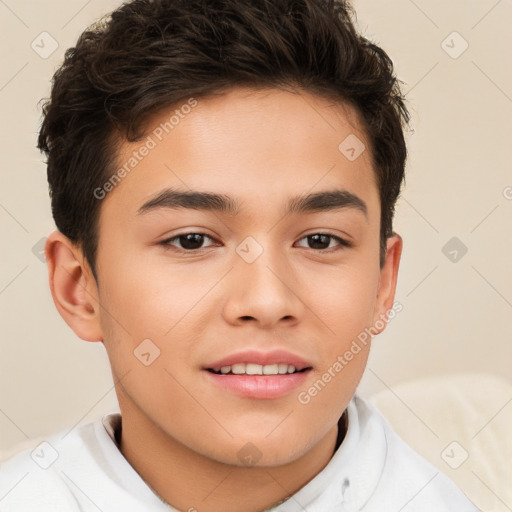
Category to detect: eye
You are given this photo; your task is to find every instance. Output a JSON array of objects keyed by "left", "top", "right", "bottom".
[
  {"left": 160, "top": 232, "right": 351, "bottom": 253},
  {"left": 160, "top": 233, "right": 218, "bottom": 252},
  {"left": 295, "top": 233, "right": 351, "bottom": 251}
]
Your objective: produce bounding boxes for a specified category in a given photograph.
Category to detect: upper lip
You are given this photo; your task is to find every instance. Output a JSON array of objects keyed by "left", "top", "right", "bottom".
[{"left": 205, "top": 349, "right": 313, "bottom": 372}]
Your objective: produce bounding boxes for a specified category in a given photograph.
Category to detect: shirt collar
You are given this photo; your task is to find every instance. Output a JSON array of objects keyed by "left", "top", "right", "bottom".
[
  {"left": 101, "top": 395, "right": 387, "bottom": 511},
  {"left": 272, "top": 395, "right": 388, "bottom": 511}
]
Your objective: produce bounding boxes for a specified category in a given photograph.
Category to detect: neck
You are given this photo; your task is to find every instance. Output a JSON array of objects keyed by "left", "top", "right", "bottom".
[{"left": 117, "top": 405, "right": 343, "bottom": 512}]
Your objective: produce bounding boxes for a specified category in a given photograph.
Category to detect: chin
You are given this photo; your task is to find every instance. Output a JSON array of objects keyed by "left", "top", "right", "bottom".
[{"left": 204, "top": 434, "right": 313, "bottom": 468}]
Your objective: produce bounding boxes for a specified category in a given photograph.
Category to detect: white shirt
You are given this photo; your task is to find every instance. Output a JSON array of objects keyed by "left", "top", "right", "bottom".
[{"left": 0, "top": 395, "right": 479, "bottom": 511}]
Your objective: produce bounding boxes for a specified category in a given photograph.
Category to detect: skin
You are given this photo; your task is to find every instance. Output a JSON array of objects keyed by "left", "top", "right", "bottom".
[{"left": 45, "top": 87, "right": 402, "bottom": 512}]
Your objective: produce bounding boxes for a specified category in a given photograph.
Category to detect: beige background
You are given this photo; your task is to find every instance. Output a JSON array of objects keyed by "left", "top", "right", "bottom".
[{"left": 1, "top": 0, "right": 511, "bottom": 473}]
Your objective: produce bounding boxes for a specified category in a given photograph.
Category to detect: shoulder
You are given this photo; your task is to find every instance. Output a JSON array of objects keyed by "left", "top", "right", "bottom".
[
  {"left": 0, "top": 414, "right": 170, "bottom": 512},
  {"left": 353, "top": 395, "right": 480, "bottom": 511},
  {"left": 1, "top": 434, "right": 85, "bottom": 511},
  {"left": 0, "top": 416, "right": 116, "bottom": 512}
]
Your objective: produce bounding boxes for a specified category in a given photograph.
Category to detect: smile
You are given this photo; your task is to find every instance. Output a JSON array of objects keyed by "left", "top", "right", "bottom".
[{"left": 207, "top": 363, "right": 310, "bottom": 375}]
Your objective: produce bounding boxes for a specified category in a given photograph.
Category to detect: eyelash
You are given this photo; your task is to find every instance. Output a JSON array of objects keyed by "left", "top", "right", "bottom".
[{"left": 159, "top": 232, "right": 352, "bottom": 254}]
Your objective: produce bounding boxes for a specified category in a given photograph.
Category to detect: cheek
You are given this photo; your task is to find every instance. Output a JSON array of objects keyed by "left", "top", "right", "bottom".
[
  {"left": 98, "top": 249, "right": 204, "bottom": 335},
  {"left": 299, "top": 262, "right": 378, "bottom": 403},
  {"left": 308, "top": 263, "right": 380, "bottom": 341},
  {"left": 96, "top": 251, "right": 216, "bottom": 395},
  {"left": 295, "top": 271, "right": 376, "bottom": 424}
]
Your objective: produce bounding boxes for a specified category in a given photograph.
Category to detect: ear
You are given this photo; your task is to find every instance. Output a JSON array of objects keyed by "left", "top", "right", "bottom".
[
  {"left": 45, "top": 231, "right": 103, "bottom": 342},
  {"left": 371, "top": 233, "right": 402, "bottom": 334}
]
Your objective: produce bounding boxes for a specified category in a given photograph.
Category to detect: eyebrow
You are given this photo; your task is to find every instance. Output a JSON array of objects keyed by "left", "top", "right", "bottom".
[{"left": 137, "top": 187, "right": 367, "bottom": 218}]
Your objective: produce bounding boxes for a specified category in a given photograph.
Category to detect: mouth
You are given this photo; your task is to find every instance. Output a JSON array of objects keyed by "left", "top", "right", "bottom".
[
  {"left": 206, "top": 363, "right": 311, "bottom": 375},
  {"left": 203, "top": 350, "right": 313, "bottom": 399}
]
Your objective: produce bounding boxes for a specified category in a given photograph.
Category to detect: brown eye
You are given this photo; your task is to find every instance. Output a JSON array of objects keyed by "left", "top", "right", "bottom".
[
  {"left": 161, "top": 233, "right": 217, "bottom": 251},
  {"left": 295, "top": 233, "right": 350, "bottom": 251}
]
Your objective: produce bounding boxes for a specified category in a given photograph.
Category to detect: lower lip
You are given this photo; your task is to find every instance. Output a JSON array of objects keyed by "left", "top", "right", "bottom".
[{"left": 204, "top": 370, "right": 311, "bottom": 399}]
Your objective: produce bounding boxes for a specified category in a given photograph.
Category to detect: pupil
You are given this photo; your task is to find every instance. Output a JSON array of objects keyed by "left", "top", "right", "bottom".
[
  {"left": 181, "top": 234, "right": 203, "bottom": 249},
  {"left": 309, "top": 234, "right": 329, "bottom": 249}
]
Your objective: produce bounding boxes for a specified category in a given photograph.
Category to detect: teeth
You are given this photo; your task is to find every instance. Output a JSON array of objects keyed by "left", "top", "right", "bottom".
[
  {"left": 278, "top": 364, "right": 288, "bottom": 374},
  {"left": 212, "top": 363, "right": 305, "bottom": 375},
  {"left": 246, "top": 363, "right": 263, "bottom": 375},
  {"left": 262, "top": 364, "right": 279, "bottom": 375},
  {"left": 231, "top": 363, "right": 245, "bottom": 374}
]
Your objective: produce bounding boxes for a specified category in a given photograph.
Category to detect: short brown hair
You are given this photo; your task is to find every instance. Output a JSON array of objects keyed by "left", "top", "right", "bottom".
[{"left": 38, "top": 0, "right": 410, "bottom": 278}]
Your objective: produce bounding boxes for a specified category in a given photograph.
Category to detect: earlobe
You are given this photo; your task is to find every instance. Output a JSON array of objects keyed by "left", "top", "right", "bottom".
[
  {"left": 45, "top": 231, "right": 103, "bottom": 342},
  {"left": 372, "top": 233, "right": 402, "bottom": 334}
]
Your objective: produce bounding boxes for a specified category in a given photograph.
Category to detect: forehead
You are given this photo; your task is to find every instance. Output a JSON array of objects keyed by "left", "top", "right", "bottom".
[{"left": 102, "top": 87, "right": 378, "bottom": 220}]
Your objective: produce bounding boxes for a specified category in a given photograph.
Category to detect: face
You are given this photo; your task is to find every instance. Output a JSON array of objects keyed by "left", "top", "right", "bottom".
[{"left": 82, "top": 87, "right": 399, "bottom": 466}]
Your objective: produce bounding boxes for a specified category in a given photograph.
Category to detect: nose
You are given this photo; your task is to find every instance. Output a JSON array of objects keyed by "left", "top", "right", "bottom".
[{"left": 221, "top": 241, "right": 305, "bottom": 329}]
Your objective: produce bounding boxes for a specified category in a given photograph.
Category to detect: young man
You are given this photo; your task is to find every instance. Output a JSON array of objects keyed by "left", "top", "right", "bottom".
[{"left": 0, "top": 0, "right": 479, "bottom": 510}]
